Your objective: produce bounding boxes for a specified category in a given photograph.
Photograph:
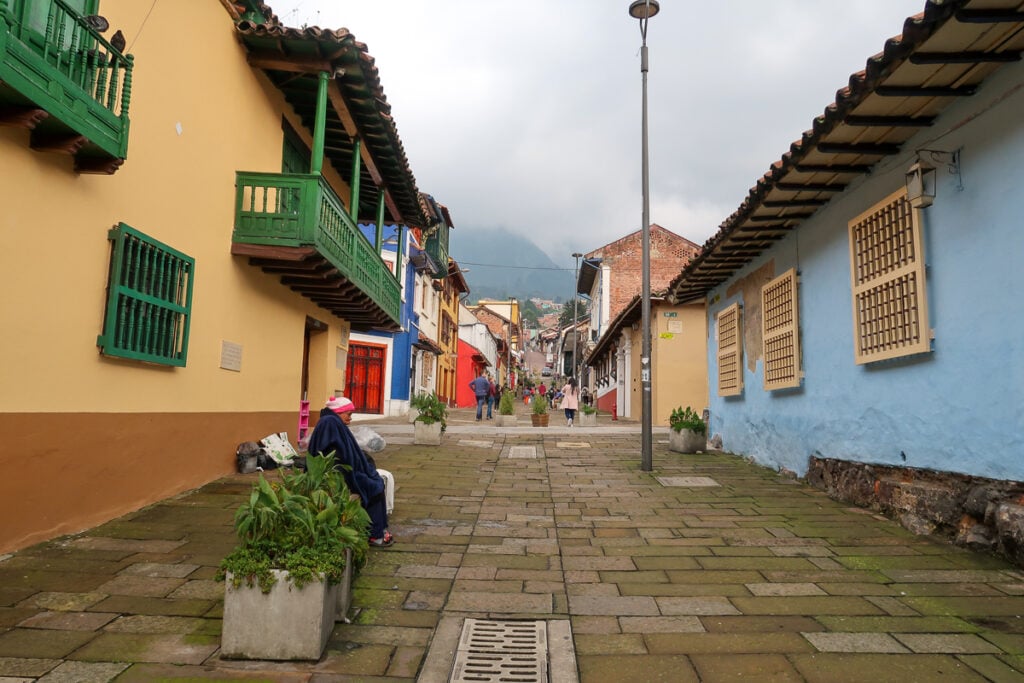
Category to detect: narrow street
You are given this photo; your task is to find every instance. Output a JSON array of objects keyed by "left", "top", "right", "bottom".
[{"left": 1, "top": 407, "right": 1020, "bottom": 682}]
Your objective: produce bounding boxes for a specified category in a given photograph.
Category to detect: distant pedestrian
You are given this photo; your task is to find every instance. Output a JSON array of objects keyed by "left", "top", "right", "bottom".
[
  {"left": 469, "top": 372, "right": 490, "bottom": 421},
  {"left": 486, "top": 374, "right": 497, "bottom": 419},
  {"left": 561, "top": 378, "right": 579, "bottom": 427},
  {"left": 539, "top": 383, "right": 547, "bottom": 397}
]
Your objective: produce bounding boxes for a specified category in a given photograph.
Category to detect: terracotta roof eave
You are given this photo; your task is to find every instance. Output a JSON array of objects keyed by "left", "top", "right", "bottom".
[
  {"left": 585, "top": 293, "right": 666, "bottom": 365},
  {"left": 666, "top": 0, "right": 999, "bottom": 302}
]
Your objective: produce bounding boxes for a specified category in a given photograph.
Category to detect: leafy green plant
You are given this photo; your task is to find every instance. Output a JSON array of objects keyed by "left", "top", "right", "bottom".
[
  {"left": 217, "top": 452, "right": 370, "bottom": 593},
  {"left": 498, "top": 390, "right": 516, "bottom": 416},
  {"left": 580, "top": 403, "right": 597, "bottom": 415},
  {"left": 409, "top": 392, "right": 431, "bottom": 411},
  {"left": 413, "top": 392, "right": 448, "bottom": 433},
  {"left": 669, "top": 406, "right": 706, "bottom": 435},
  {"left": 531, "top": 394, "right": 549, "bottom": 415}
]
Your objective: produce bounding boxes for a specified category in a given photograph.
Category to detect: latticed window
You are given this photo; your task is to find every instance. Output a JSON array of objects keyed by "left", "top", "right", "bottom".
[
  {"left": 97, "top": 223, "right": 194, "bottom": 366},
  {"left": 848, "top": 190, "right": 931, "bottom": 364},
  {"left": 716, "top": 302, "right": 743, "bottom": 397},
  {"left": 761, "top": 268, "right": 802, "bottom": 390}
]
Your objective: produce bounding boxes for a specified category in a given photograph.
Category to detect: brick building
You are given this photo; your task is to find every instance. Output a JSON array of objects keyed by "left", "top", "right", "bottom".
[{"left": 578, "top": 224, "right": 700, "bottom": 343}]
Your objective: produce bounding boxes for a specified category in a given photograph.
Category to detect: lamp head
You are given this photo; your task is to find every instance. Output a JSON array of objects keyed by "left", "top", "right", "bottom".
[{"left": 628, "top": 0, "right": 660, "bottom": 20}]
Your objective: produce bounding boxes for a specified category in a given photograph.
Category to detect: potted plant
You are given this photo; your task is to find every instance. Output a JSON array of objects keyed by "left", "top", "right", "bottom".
[
  {"left": 530, "top": 394, "right": 550, "bottom": 427},
  {"left": 217, "top": 453, "right": 370, "bottom": 660},
  {"left": 578, "top": 403, "right": 598, "bottom": 427},
  {"left": 413, "top": 392, "right": 447, "bottom": 445},
  {"left": 408, "top": 391, "right": 429, "bottom": 423},
  {"left": 668, "top": 406, "right": 707, "bottom": 453},
  {"left": 496, "top": 389, "right": 517, "bottom": 427}
]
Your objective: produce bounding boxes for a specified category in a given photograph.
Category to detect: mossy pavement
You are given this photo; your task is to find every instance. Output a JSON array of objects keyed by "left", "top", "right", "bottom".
[{"left": 1, "top": 405, "right": 1022, "bottom": 681}]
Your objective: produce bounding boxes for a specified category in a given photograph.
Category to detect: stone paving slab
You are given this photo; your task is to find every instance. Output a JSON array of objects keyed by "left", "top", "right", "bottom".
[{"left": 1, "top": 426, "right": 1023, "bottom": 681}]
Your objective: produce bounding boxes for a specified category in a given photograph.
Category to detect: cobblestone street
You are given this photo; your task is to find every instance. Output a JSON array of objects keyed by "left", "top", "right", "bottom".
[{"left": 1, "top": 408, "right": 1022, "bottom": 682}]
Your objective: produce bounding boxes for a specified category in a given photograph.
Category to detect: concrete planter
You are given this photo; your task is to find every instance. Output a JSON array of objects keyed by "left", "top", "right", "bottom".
[
  {"left": 335, "top": 548, "right": 353, "bottom": 621},
  {"left": 414, "top": 420, "right": 443, "bottom": 445},
  {"left": 496, "top": 414, "right": 518, "bottom": 427},
  {"left": 577, "top": 412, "right": 598, "bottom": 427},
  {"left": 222, "top": 570, "right": 338, "bottom": 660},
  {"left": 669, "top": 428, "right": 706, "bottom": 454}
]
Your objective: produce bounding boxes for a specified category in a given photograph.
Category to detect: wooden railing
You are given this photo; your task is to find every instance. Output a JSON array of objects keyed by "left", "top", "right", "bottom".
[
  {"left": 234, "top": 172, "right": 402, "bottom": 325},
  {"left": 0, "top": 0, "right": 132, "bottom": 159}
]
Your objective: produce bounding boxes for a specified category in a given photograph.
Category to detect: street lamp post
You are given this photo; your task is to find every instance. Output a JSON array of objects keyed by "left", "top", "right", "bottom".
[
  {"left": 572, "top": 252, "right": 583, "bottom": 381},
  {"left": 507, "top": 296, "right": 517, "bottom": 390},
  {"left": 629, "top": 0, "right": 658, "bottom": 472}
]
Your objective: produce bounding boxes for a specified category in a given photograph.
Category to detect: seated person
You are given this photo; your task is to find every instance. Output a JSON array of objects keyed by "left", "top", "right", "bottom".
[{"left": 307, "top": 396, "right": 394, "bottom": 547}]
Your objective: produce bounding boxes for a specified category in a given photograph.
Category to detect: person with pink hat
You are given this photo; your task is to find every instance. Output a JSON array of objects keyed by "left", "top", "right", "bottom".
[{"left": 307, "top": 396, "right": 394, "bottom": 547}]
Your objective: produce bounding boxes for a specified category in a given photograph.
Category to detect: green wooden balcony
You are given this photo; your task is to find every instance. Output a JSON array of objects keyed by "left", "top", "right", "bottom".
[
  {"left": 425, "top": 222, "right": 450, "bottom": 280},
  {"left": 0, "top": 0, "right": 133, "bottom": 173},
  {"left": 233, "top": 171, "right": 402, "bottom": 329}
]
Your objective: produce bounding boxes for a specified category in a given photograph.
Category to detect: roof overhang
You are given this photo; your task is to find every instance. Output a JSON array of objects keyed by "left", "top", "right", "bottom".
[
  {"left": 413, "top": 334, "right": 444, "bottom": 355},
  {"left": 577, "top": 258, "right": 602, "bottom": 295},
  {"left": 235, "top": 20, "right": 427, "bottom": 227},
  {"left": 667, "top": 0, "right": 1024, "bottom": 304}
]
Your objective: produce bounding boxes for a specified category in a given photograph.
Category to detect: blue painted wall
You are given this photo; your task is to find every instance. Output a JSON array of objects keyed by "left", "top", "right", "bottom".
[{"left": 705, "top": 61, "right": 1024, "bottom": 480}]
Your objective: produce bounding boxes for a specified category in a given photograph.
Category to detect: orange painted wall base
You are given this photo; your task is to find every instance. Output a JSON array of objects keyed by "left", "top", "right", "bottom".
[{"left": 0, "top": 411, "right": 295, "bottom": 554}]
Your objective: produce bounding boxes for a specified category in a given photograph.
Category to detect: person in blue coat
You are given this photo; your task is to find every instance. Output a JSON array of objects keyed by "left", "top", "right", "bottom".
[
  {"left": 307, "top": 396, "right": 393, "bottom": 547},
  {"left": 468, "top": 372, "right": 490, "bottom": 421}
]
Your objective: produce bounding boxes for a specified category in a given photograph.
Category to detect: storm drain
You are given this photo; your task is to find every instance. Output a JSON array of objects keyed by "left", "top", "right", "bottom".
[{"left": 450, "top": 619, "right": 547, "bottom": 682}]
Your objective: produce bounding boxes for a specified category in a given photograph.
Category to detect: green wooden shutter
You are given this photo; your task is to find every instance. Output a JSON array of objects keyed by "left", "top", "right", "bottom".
[{"left": 97, "top": 223, "right": 195, "bottom": 366}]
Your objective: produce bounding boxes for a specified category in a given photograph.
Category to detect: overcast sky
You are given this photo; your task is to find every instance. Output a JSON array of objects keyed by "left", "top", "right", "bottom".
[{"left": 268, "top": 1, "right": 925, "bottom": 265}]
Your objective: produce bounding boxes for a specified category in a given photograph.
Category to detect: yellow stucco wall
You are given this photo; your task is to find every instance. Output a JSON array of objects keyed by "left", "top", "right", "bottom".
[
  {"left": 0, "top": 1, "right": 366, "bottom": 552},
  {"left": 627, "top": 302, "right": 708, "bottom": 425},
  {"left": 1, "top": 0, "right": 354, "bottom": 414}
]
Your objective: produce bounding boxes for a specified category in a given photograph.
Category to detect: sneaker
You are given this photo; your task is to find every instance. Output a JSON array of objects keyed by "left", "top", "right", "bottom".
[{"left": 369, "top": 531, "right": 395, "bottom": 548}]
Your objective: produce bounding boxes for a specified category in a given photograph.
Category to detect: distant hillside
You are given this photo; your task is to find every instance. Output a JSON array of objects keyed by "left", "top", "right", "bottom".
[{"left": 450, "top": 227, "right": 574, "bottom": 303}]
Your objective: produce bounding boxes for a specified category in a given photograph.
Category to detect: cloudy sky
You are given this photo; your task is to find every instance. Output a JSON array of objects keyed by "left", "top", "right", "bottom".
[{"left": 267, "top": 0, "right": 925, "bottom": 265}]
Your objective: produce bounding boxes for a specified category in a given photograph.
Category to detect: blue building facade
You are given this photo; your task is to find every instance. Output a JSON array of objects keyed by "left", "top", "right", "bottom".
[{"left": 669, "top": 8, "right": 1023, "bottom": 484}]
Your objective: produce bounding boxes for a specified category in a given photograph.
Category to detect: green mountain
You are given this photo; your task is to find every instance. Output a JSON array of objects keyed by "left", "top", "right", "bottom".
[{"left": 449, "top": 227, "right": 574, "bottom": 304}]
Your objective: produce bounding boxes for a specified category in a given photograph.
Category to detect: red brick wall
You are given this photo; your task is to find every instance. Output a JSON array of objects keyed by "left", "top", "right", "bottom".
[{"left": 586, "top": 225, "right": 700, "bottom": 322}]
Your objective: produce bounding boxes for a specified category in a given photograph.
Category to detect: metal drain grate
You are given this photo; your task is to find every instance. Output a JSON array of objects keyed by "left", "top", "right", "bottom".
[{"left": 450, "top": 619, "right": 548, "bottom": 682}]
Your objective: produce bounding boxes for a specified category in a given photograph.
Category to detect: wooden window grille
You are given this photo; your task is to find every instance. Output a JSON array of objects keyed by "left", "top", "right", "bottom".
[
  {"left": 97, "top": 223, "right": 194, "bottom": 366},
  {"left": 716, "top": 302, "right": 743, "bottom": 397},
  {"left": 848, "top": 190, "right": 931, "bottom": 364},
  {"left": 761, "top": 268, "right": 802, "bottom": 390}
]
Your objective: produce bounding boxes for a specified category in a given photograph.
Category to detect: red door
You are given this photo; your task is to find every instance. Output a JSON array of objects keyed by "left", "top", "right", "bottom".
[{"left": 346, "top": 343, "right": 385, "bottom": 414}]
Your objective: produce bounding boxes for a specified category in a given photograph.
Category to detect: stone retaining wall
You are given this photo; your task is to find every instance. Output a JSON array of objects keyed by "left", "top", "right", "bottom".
[{"left": 805, "top": 456, "right": 1024, "bottom": 567}]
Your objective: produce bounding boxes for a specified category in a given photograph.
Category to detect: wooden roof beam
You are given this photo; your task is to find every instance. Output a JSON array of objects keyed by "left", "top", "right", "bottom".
[
  {"left": 816, "top": 142, "right": 902, "bottom": 155},
  {"left": 910, "top": 51, "right": 1021, "bottom": 64},
  {"left": 325, "top": 81, "right": 405, "bottom": 224},
  {"left": 843, "top": 115, "right": 935, "bottom": 127},
  {"left": 762, "top": 199, "right": 829, "bottom": 208},
  {"left": 955, "top": 9, "right": 1024, "bottom": 23},
  {"left": 793, "top": 163, "right": 873, "bottom": 173},
  {"left": 875, "top": 85, "right": 977, "bottom": 97},
  {"left": 775, "top": 182, "right": 847, "bottom": 191}
]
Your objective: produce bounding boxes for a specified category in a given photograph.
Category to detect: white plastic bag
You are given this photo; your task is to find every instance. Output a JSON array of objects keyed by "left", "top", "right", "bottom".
[
  {"left": 260, "top": 432, "right": 298, "bottom": 466},
  {"left": 350, "top": 426, "right": 387, "bottom": 453}
]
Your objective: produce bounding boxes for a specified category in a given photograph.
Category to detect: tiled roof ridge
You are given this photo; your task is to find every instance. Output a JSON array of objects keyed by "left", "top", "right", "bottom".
[
  {"left": 235, "top": 18, "right": 424, "bottom": 225},
  {"left": 668, "top": 0, "right": 965, "bottom": 297}
]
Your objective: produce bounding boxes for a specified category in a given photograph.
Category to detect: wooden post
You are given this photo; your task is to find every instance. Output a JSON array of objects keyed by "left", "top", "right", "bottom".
[
  {"left": 349, "top": 138, "right": 362, "bottom": 221},
  {"left": 310, "top": 71, "right": 328, "bottom": 175}
]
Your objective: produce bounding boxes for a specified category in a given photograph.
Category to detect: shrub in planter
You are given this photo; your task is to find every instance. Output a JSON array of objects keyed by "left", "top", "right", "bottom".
[
  {"left": 531, "top": 394, "right": 549, "bottom": 427},
  {"left": 217, "top": 453, "right": 370, "bottom": 660},
  {"left": 578, "top": 403, "right": 598, "bottom": 427},
  {"left": 413, "top": 392, "right": 447, "bottom": 445},
  {"left": 668, "top": 406, "right": 707, "bottom": 454},
  {"left": 496, "top": 390, "right": 518, "bottom": 426},
  {"left": 408, "top": 391, "right": 430, "bottom": 423}
]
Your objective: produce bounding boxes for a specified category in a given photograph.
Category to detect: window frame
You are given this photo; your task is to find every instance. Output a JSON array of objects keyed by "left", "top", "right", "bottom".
[
  {"left": 848, "top": 189, "right": 932, "bottom": 365},
  {"left": 97, "top": 223, "right": 195, "bottom": 367},
  {"left": 761, "top": 268, "right": 802, "bottom": 390},
  {"left": 716, "top": 302, "right": 743, "bottom": 397}
]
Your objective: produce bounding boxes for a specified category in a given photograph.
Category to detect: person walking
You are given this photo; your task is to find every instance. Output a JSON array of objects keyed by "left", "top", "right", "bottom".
[
  {"left": 561, "top": 377, "right": 579, "bottom": 427},
  {"left": 468, "top": 372, "right": 490, "bottom": 421},
  {"left": 485, "top": 374, "right": 497, "bottom": 420}
]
